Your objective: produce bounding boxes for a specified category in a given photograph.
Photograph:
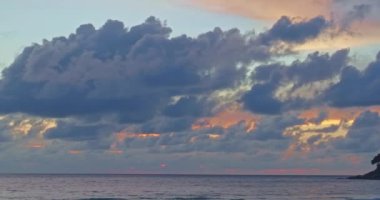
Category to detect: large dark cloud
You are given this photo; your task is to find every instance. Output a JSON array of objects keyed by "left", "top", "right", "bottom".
[
  {"left": 242, "top": 49, "right": 350, "bottom": 114},
  {"left": 0, "top": 15, "right": 331, "bottom": 123},
  {"left": 325, "top": 52, "right": 380, "bottom": 107},
  {"left": 0, "top": 15, "right": 339, "bottom": 163},
  {"left": 0, "top": 17, "right": 250, "bottom": 121}
]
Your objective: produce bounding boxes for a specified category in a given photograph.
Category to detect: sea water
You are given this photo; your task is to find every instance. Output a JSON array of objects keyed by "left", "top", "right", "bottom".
[{"left": 0, "top": 174, "right": 380, "bottom": 200}]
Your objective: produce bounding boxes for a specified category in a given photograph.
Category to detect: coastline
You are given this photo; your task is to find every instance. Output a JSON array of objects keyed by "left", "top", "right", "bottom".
[{"left": 348, "top": 165, "right": 380, "bottom": 180}]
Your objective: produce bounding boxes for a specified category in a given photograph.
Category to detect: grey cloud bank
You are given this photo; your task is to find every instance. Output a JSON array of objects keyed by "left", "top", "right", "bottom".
[
  {"left": 1, "top": 14, "right": 380, "bottom": 173},
  {"left": 0, "top": 16, "right": 331, "bottom": 121}
]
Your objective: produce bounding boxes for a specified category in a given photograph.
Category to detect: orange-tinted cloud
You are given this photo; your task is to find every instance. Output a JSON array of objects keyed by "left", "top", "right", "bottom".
[
  {"left": 8, "top": 118, "right": 57, "bottom": 138},
  {"left": 283, "top": 106, "right": 380, "bottom": 157},
  {"left": 299, "top": 106, "right": 380, "bottom": 122},
  {"left": 9, "top": 119, "right": 33, "bottom": 136},
  {"left": 187, "top": 0, "right": 332, "bottom": 21},
  {"left": 283, "top": 118, "right": 354, "bottom": 158},
  {"left": 295, "top": 20, "right": 380, "bottom": 51},
  {"left": 208, "top": 133, "right": 221, "bottom": 140},
  {"left": 192, "top": 104, "right": 259, "bottom": 132},
  {"left": 2, "top": 116, "right": 57, "bottom": 150},
  {"left": 186, "top": 0, "right": 380, "bottom": 50}
]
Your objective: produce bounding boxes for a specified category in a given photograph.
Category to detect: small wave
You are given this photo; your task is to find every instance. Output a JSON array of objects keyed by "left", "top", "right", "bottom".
[
  {"left": 168, "top": 196, "right": 216, "bottom": 200},
  {"left": 78, "top": 198, "right": 127, "bottom": 200}
]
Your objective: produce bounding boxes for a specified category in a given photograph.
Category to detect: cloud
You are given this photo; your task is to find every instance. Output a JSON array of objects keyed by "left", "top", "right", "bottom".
[
  {"left": 0, "top": 15, "right": 332, "bottom": 124},
  {"left": 0, "top": 17, "right": 253, "bottom": 121},
  {"left": 249, "top": 114, "right": 303, "bottom": 141},
  {"left": 339, "top": 4, "right": 372, "bottom": 31},
  {"left": 2, "top": 15, "right": 380, "bottom": 174},
  {"left": 325, "top": 52, "right": 380, "bottom": 107},
  {"left": 186, "top": 0, "right": 332, "bottom": 21},
  {"left": 163, "top": 96, "right": 212, "bottom": 118},
  {"left": 141, "top": 112, "right": 298, "bottom": 154},
  {"left": 256, "top": 16, "right": 329, "bottom": 45},
  {"left": 140, "top": 117, "right": 194, "bottom": 133},
  {"left": 242, "top": 49, "right": 349, "bottom": 114},
  {"left": 191, "top": 104, "right": 258, "bottom": 132},
  {"left": 0, "top": 118, "right": 12, "bottom": 143},
  {"left": 333, "top": 111, "right": 380, "bottom": 153},
  {"left": 187, "top": 0, "right": 380, "bottom": 51},
  {"left": 45, "top": 122, "right": 113, "bottom": 141}
]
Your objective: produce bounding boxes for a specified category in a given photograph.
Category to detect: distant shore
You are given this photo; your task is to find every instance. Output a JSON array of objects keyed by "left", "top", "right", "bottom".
[{"left": 349, "top": 165, "right": 380, "bottom": 180}]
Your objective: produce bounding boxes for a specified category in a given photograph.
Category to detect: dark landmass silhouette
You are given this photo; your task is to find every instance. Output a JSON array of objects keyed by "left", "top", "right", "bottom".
[{"left": 349, "top": 153, "right": 380, "bottom": 180}]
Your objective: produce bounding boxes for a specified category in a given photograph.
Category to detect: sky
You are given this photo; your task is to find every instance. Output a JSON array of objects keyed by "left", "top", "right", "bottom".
[{"left": 1, "top": 0, "right": 380, "bottom": 175}]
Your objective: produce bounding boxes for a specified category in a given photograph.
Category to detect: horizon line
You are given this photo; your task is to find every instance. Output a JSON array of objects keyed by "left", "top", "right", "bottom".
[{"left": 0, "top": 173, "right": 352, "bottom": 176}]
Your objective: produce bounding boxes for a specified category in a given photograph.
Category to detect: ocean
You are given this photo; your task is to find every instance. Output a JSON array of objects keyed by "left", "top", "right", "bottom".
[{"left": 0, "top": 174, "right": 379, "bottom": 200}]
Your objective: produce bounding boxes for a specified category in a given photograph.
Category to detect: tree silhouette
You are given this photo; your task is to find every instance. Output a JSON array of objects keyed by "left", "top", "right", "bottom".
[{"left": 371, "top": 153, "right": 380, "bottom": 166}]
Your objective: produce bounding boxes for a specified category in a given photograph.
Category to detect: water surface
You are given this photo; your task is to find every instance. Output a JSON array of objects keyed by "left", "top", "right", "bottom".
[{"left": 0, "top": 174, "right": 379, "bottom": 200}]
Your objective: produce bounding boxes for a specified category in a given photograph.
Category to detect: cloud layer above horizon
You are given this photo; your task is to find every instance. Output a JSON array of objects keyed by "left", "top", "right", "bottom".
[{"left": 1, "top": 1, "right": 380, "bottom": 174}]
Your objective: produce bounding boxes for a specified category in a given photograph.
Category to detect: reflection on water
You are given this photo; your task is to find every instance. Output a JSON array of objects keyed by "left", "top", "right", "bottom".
[{"left": 0, "top": 175, "right": 380, "bottom": 200}]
